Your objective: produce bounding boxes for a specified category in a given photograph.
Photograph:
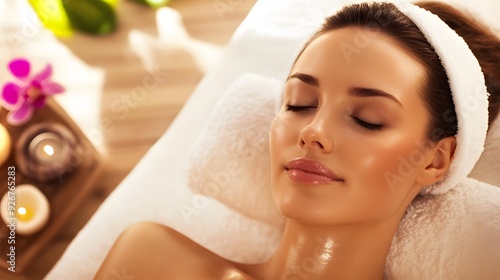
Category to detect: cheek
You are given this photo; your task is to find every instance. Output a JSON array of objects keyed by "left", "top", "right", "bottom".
[
  {"left": 330, "top": 133, "right": 424, "bottom": 223},
  {"left": 348, "top": 132, "right": 424, "bottom": 194}
]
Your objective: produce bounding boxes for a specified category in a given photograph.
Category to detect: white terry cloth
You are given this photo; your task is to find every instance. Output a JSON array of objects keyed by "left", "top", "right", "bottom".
[
  {"left": 187, "top": 73, "right": 284, "bottom": 226},
  {"left": 46, "top": 71, "right": 500, "bottom": 279},
  {"left": 186, "top": 0, "right": 495, "bottom": 248},
  {"left": 392, "top": 0, "right": 489, "bottom": 195},
  {"left": 386, "top": 177, "right": 500, "bottom": 280},
  {"left": 185, "top": 73, "right": 500, "bottom": 278},
  {"left": 44, "top": 75, "right": 288, "bottom": 280},
  {"left": 46, "top": 0, "right": 500, "bottom": 279}
]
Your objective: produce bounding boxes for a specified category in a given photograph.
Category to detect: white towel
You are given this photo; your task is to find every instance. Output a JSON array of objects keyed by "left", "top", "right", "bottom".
[
  {"left": 387, "top": 177, "right": 500, "bottom": 279},
  {"left": 185, "top": 73, "right": 500, "bottom": 278},
  {"left": 392, "top": 0, "right": 489, "bottom": 195},
  {"left": 45, "top": 0, "right": 500, "bottom": 279},
  {"left": 187, "top": 73, "right": 284, "bottom": 226}
]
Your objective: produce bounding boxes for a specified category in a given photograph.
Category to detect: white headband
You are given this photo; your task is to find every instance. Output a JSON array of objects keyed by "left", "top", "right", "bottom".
[
  {"left": 392, "top": 1, "right": 489, "bottom": 194},
  {"left": 187, "top": 1, "right": 491, "bottom": 220}
]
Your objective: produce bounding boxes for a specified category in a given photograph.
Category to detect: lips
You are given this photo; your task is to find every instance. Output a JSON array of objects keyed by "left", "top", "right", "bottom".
[{"left": 285, "top": 158, "right": 343, "bottom": 185}]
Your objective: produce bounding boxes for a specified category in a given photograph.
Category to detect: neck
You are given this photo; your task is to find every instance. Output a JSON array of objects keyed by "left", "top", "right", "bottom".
[{"left": 251, "top": 217, "right": 402, "bottom": 280}]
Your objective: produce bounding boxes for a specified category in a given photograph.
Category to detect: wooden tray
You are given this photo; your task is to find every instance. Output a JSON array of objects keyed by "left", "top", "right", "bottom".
[{"left": 0, "top": 99, "right": 103, "bottom": 273}]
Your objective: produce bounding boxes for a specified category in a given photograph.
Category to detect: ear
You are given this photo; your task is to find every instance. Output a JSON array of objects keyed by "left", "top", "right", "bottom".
[{"left": 416, "top": 136, "right": 456, "bottom": 186}]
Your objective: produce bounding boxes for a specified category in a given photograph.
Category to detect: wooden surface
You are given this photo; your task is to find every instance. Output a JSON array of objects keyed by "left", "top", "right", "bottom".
[
  {"left": 0, "top": 99, "right": 103, "bottom": 274},
  {"left": 0, "top": 0, "right": 256, "bottom": 279}
]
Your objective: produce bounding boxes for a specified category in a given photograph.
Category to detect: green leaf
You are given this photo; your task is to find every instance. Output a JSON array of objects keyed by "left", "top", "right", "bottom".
[
  {"left": 29, "top": 0, "right": 73, "bottom": 37},
  {"left": 62, "top": 0, "right": 117, "bottom": 35},
  {"left": 102, "top": 0, "right": 120, "bottom": 8},
  {"left": 129, "top": 0, "right": 171, "bottom": 9}
]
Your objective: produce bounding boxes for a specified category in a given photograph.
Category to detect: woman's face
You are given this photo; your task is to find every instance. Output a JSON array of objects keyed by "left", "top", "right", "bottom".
[{"left": 270, "top": 27, "right": 433, "bottom": 226}]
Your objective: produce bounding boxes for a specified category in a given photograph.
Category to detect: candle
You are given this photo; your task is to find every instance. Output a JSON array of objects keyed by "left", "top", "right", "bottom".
[
  {"left": 15, "top": 122, "right": 79, "bottom": 182},
  {"left": 0, "top": 123, "right": 12, "bottom": 165},
  {"left": 0, "top": 184, "right": 50, "bottom": 236},
  {"left": 29, "top": 132, "right": 64, "bottom": 164}
]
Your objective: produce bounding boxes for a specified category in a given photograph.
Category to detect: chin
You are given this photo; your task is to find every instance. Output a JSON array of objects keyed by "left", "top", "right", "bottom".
[
  {"left": 273, "top": 181, "right": 379, "bottom": 227},
  {"left": 278, "top": 205, "right": 322, "bottom": 225},
  {"left": 274, "top": 184, "right": 336, "bottom": 225}
]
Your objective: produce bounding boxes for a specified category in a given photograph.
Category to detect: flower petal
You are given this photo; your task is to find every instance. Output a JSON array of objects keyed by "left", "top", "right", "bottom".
[
  {"left": 6, "top": 103, "right": 33, "bottom": 126},
  {"left": 2, "top": 83, "right": 21, "bottom": 104},
  {"left": 41, "top": 82, "right": 65, "bottom": 95},
  {"left": 32, "top": 96, "right": 46, "bottom": 109},
  {"left": 1, "top": 83, "right": 22, "bottom": 109},
  {"left": 33, "top": 64, "right": 53, "bottom": 83},
  {"left": 8, "top": 59, "right": 31, "bottom": 79}
]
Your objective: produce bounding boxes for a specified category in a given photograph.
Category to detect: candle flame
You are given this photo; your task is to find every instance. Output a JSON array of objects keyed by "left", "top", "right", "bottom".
[
  {"left": 17, "top": 206, "right": 34, "bottom": 222},
  {"left": 18, "top": 207, "right": 27, "bottom": 215},
  {"left": 43, "top": 144, "right": 55, "bottom": 156}
]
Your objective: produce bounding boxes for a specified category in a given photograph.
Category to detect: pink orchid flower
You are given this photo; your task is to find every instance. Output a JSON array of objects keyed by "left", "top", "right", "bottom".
[{"left": 1, "top": 58, "right": 65, "bottom": 126}]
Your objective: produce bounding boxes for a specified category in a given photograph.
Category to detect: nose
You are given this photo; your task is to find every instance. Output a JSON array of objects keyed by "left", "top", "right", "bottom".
[{"left": 299, "top": 117, "right": 334, "bottom": 153}]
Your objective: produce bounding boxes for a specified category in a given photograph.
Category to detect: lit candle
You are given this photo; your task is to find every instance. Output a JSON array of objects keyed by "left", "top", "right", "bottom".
[
  {"left": 0, "top": 123, "right": 12, "bottom": 165},
  {"left": 29, "top": 132, "right": 64, "bottom": 164},
  {"left": 15, "top": 122, "right": 79, "bottom": 182},
  {"left": 0, "top": 184, "right": 50, "bottom": 236}
]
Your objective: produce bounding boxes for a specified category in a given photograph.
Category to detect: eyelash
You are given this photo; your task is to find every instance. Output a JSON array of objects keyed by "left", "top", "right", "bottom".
[
  {"left": 285, "top": 104, "right": 384, "bottom": 131},
  {"left": 351, "top": 117, "right": 384, "bottom": 131},
  {"left": 285, "top": 105, "right": 315, "bottom": 112}
]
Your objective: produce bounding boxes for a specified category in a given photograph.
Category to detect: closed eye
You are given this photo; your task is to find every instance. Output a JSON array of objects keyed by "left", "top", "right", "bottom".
[
  {"left": 352, "top": 117, "right": 383, "bottom": 131},
  {"left": 285, "top": 104, "right": 317, "bottom": 112}
]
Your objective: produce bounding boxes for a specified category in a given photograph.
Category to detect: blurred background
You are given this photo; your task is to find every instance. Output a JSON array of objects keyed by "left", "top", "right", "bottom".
[
  {"left": 0, "top": 0, "right": 497, "bottom": 279},
  {"left": 0, "top": 0, "right": 256, "bottom": 279}
]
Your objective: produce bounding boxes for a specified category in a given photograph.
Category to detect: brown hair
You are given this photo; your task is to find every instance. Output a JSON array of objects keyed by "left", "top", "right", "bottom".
[
  {"left": 416, "top": 1, "right": 500, "bottom": 130},
  {"left": 297, "top": 2, "right": 500, "bottom": 141}
]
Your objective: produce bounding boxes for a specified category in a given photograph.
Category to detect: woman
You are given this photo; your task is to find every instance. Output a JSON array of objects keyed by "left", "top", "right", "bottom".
[{"left": 95, "top": 1, "right": 500, "bottom": 279}]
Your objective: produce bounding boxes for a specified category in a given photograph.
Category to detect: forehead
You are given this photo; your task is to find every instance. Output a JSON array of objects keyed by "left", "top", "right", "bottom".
[{"left": 291, "top": 27, "right": 425, "bottom": 97}]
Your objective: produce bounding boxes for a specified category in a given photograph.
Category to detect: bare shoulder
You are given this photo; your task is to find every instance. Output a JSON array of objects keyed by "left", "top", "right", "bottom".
[
  {"left": 154, "top": 223, "right": 218, "bottom": 259},
  {"left": 132, "top": 222, "right": 256, "bottom": 279}
]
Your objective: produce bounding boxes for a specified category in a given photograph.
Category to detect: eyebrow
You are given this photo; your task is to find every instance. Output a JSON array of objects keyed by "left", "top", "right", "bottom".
[
  {"left": 286, "top": 72, "right": 320, "bottom": 87},
  {"left": 287, "top": 72, "right": 403, "bottom": 108},
  {"left": 348, "top": 87, "right": 404, "bottom": 108}
]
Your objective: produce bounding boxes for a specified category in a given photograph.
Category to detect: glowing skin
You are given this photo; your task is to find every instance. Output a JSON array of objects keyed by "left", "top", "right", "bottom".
[
  {"left": 252, "top": 27, "right": 456, "bottom": 279},
  {"left": 95, "top": 27, "right": 456, "bottom": 280},
  {"left": 271, "top": 27, "right": 430, "bottom": 226}
]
